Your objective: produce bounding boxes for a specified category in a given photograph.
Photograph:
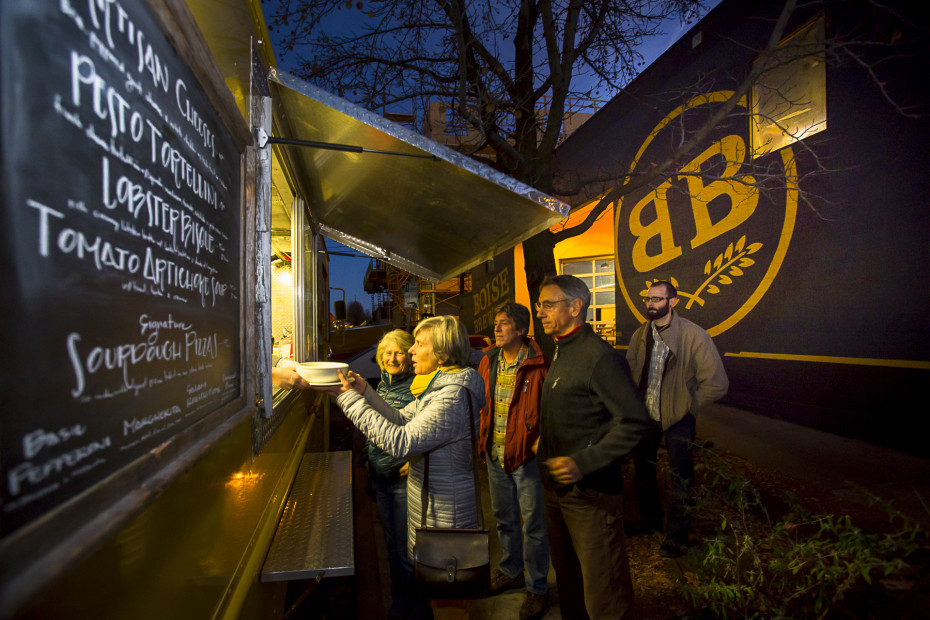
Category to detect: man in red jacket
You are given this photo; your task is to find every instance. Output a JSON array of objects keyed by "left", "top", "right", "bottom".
[{"left": 478, "top": 301, "right": 550, "bottom": 620}]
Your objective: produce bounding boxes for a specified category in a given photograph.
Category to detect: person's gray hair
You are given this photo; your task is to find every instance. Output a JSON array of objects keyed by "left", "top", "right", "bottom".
[
  {"left": 375, "top": 329, "right": 415, "bottom": 373},
  {"left": 541, "top": 274, "right": 591, "bottom": 316},
  {"left": 494, "top": 301, "right": 530, "bottom": 338},
  {"left": 413, "top": 315, "right": 471, "bottom": 368}
]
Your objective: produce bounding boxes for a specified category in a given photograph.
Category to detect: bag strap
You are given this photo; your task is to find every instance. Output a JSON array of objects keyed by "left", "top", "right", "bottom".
[{"left": 420, "top": 386, "right": 484, "bottom": 529}]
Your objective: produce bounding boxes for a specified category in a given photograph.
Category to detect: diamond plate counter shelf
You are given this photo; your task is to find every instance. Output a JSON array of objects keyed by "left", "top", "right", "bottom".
[{"left": 261, "top": 451, "right": 354, "bottom": 581}]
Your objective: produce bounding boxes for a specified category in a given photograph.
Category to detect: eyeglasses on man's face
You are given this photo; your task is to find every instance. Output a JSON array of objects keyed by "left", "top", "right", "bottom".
[
  {"left": 642, "top": 296, "right": 671, "bottom": 304},
  {"left": 535, "top": 298, "right": 571, "bottom": 311}
]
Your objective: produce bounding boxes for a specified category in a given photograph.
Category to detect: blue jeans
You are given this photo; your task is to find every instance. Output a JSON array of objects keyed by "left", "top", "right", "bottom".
[
  {"left": 371, "top": 475, "right": 411, "bottom": 614},
  {"left": 486, "top": 457, "right": 550, "bottom": 594},
  {"left": 633, "top": 413, "right": 696, "bottom": 539}
]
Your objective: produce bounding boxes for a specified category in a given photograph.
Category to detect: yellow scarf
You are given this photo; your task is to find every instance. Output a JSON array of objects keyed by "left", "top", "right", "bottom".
[{"left": 410, "top": 365, "right": 463, "bottom": 398}]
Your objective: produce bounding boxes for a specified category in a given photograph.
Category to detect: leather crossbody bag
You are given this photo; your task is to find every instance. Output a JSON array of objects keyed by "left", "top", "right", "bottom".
[{"left": 412, "top": 388, "right": 490, "bottom": 599}]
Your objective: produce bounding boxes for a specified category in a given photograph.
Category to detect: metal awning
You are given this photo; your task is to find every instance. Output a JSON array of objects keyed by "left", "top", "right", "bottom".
[
  {"left": 266, "top": 70, "right": 568, "bottom": 282},
  {"left": 185, "top": 0, "right": 568, "bottom": 282}
]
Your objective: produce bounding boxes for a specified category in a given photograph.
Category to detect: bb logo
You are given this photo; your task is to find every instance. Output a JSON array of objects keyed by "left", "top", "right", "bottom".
[{"left": 615, "top": 92, "right": 798, "bottom": 336}]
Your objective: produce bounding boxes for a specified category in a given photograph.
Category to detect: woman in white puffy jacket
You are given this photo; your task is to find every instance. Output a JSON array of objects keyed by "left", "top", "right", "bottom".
[{"left": 327, "top": 315, "right": 486, "bottom": 563}]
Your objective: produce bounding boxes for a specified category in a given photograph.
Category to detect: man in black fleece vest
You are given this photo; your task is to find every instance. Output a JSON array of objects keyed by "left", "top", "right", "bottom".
[{"left": 535, "top": 275, "right": 655, "bottom": 619}]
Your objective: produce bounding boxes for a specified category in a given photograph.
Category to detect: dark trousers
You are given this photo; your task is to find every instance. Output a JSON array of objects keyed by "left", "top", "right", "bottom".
[
  {"left": 371, "top": 476, "right": 411, "bottom": 614},
  {"left": 633, "top": 413, "right": 696, "bottom": 540},
  {"left": 544, "top": 485, "right": 634, "bottom": 619}
]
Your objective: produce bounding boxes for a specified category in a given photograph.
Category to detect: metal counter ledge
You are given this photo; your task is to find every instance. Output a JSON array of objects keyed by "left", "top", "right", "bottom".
[{"left": 261, "top": 451, "right": 354, "bottom": 581}]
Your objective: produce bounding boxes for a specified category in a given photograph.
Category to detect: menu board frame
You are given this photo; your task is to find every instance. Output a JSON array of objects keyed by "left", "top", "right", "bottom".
[{"left": 0, "top": 0, "right": 255, "bottom": 605}]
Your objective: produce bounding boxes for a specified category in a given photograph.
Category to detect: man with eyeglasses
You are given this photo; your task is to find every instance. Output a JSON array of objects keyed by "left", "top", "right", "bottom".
[
  {"left": 625, "top": 280, "right": 728, "bottom": 558},
  {"left": 534, "top": 274, "right": 655, "bottom": 619}
]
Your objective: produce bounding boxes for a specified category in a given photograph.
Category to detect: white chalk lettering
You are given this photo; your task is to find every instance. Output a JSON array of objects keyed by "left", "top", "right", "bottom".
[
  {"left": 7, "top": 436, "right": 112, "bottom": 497},
  {"left": 185, "top": 331, "right": 217, "bottom": 360},
  {"left": 175, "top": 79, "right": 215, "bottom": 158},
  {"left": 159, "top": 142, "right": 218, "bottom": 208},
  {"left": 26, "top": 200, "right": 65, "bottom": 257},
  {"left": 22, "top": 425, "right": 88, "bottom": 459},
  {"left": 138, "top": 313, "right": 192, "bottom": 339},
  {"left": 85, "top": 0, "right": 169, "bottom": 91},
  {"left": 142, "top": 247, "right": 226, "bottom": 306},
  {"left": 101, "top": 156, "right": 216, "bottom": 254},
  {"left": 123, "top": 405, "right": 181, "bottom": 436},
  {"left": 67, "top": 331, "right": 184, "bottom": 398}
]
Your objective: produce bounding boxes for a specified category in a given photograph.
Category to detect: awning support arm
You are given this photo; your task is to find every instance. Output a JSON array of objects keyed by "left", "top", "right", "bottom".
[{"left": 256, "top": 131, "right": 439, "bottom": 161}]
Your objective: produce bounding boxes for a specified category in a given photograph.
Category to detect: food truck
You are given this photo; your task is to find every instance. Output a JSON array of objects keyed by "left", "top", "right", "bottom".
[{"left": 0, "top": 0, "right": 567, "bottom": 616}]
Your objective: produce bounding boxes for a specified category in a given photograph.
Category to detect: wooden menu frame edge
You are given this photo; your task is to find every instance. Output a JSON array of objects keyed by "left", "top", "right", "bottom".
[{"left": 0, "top": 0, "right": 257, "bottom": 615}]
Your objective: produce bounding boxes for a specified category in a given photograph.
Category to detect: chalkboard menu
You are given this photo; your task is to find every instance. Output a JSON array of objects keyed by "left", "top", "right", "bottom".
[{"left": 1, "top": 1, "right": 243, "bottom": 536}]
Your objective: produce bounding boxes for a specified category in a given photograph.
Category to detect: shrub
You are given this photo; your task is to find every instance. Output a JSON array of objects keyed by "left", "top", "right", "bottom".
[{"left": 681, "top": 450, "right": 926, "bottom": 619}]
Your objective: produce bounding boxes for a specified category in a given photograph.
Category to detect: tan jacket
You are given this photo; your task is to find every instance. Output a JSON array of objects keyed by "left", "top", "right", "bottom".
[{"left": 626, "top": 311, "right": 729, "bottom": 430}]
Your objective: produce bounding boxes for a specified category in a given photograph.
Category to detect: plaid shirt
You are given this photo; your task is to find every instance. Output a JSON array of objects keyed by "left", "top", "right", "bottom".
[
  {"left": 491, "top": 344, "right": 528, "bottom": 463},
  {"left": 644, "top": 322, "right": 670, "bottom": 422}
]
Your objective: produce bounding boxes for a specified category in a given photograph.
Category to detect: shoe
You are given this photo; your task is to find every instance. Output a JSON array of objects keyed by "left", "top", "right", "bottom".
[
  {"left": 658, "top": 535, "right": 688, "bottom": 558},
  {"left": 387, "top": 601, "right": 406, "bottom": 620},
  {"left": 490, "top": 569, "right": 525, "bottom": 593},
  {"left": 624, "top": 519, "right": 662, "bottom": 537},
  {"left": 407, "top": 600, "right": 434, "bottom": 620},
  {"left": 519, "top": 591, "right": 548, "bottom": 620}
]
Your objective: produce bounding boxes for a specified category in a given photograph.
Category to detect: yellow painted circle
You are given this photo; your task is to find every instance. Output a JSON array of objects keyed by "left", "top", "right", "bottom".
[{"left": 614, "top": 91, "right": 798, "bottom": 337}]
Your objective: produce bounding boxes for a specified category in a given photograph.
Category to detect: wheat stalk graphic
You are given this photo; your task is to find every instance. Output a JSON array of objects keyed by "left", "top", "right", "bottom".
[{"left": 639, "top": 235, "right": 762, "bottom": 310}]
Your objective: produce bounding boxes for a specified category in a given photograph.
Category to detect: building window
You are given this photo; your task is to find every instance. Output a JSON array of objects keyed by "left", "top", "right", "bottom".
[
  {"left": 560, "top": 257, "right": 616, "bottom": 343},
  {"left": 751, "top": 14, "right": 827, "bottom": 158}
]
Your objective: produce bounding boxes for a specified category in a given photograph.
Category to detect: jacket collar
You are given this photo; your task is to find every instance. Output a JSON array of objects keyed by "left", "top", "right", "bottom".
[
  {"left": 381, "top": 370, "right": 414, "bottom": 387},
  {"left": 554, "top": 323, "right": 593, "bottom": 348},
  {"left": 523, "top": 338, "right": 547, "bottom": 365},
  {"left": 489, "top": 338, "right": 546, "bottom": 366}
]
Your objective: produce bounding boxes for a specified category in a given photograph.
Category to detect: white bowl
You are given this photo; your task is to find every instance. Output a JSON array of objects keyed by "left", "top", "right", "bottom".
[{"left": 296, "top": 361, "right": 349, "bottom": 384}]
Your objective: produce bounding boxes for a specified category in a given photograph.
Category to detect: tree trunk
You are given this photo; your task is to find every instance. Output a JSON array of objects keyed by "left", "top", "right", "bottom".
[{"left": 521, "top": 229, "right": 558, "bottom": 356}]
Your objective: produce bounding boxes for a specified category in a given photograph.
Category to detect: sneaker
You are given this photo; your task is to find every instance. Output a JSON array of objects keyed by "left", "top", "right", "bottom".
[
  {"left": 519, "top": 591, "right": 548, "bottom": 620},
  {"left": 658, "top": 535, "right": 688, "bottom": 558},
  {"left": 624, "top": 519, "right": 662, "bottom": 537},
  {"left": 490, "top": 569, "right": 525, "bottom": 593}
]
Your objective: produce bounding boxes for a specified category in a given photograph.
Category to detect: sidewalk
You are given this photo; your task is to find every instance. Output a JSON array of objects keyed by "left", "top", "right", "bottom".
[
  {"left": 439, "top": 405, "right": 930, "bottom": 619},
  {"left": 431, "top": 461, "right": 562, "bottom": 620},
  {"left": 699, "top": 404, "right": 930, "bottom": 528},
  {"left": 356, "top": 405, "right": 930, "bottom": 619}
]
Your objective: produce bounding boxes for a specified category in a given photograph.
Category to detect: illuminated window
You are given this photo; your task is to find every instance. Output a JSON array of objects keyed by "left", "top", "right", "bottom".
[
  {"left": 751, "top": 14, "right": 826, "bottom": 158},
  {"left": 560, "top": 257, "right": 616, "bottom": 343}
]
